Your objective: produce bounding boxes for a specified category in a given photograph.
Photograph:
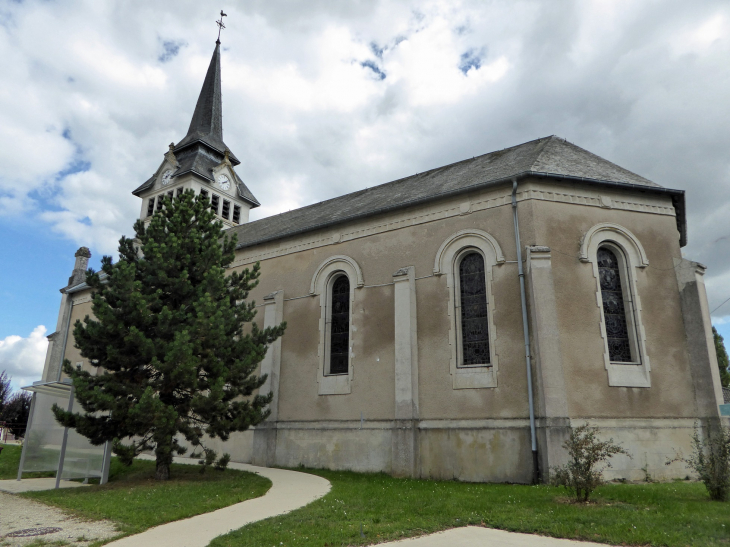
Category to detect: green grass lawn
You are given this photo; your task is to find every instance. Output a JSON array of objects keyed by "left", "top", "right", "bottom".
[
  {"left": 211, "top": 469, "right": 730, "bottom": 547},
  {"left": 1, "top": 444, "right": 271, "bottom": 541},
  {"left": 0, "top": 443, "right": 23, "bottom": 479}
]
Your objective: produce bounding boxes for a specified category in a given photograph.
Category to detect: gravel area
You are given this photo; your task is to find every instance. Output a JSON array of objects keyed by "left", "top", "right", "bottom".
[{"left": 0, "top": 491, "right": 119, "bottom": 547}]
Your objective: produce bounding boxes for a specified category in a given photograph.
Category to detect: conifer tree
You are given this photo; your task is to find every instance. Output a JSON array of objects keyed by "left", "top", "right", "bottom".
[
  {"left": 714, "top": 326, "right": 730, "bottom": 388},
  {"left": 53, "top": 190, "right": 284, "bottom": 480}
]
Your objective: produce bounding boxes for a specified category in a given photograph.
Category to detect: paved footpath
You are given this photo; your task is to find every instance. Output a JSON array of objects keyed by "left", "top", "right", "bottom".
[
  {"left": 378, "top": 526, "right": 612, "bottom": 547},
  {"left": 105, "top": 455, "right": 331, "bottom": 547}
]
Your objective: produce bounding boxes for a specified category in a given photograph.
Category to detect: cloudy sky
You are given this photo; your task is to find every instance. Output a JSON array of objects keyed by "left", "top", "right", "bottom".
[{"left": 1, "top": 0, "right": 729, "bottom": 391}]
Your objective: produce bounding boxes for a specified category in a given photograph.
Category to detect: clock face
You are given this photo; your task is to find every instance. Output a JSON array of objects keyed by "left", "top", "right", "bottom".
[
  {"left": 161, "top": 169, "right": 174, "bottom": 186},
  {"left": 217, "top": 174, "right": 231, "bottom": 191}
]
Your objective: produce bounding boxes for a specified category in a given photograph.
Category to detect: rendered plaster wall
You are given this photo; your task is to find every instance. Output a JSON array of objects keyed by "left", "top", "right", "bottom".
[
  {"left": 232, "top": 178, "right": 699, "bottom": 428},
  {"left": 232, "top": 183, "right": 530, "bottom": 425},
  {"left": 527, "top": 189, "right": 696, "bottom": 419},
  {"left": 59, "top": 298, "right": 96, "bottom": 378}
]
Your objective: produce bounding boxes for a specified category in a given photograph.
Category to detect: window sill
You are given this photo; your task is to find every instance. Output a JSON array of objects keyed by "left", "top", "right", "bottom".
[
  {"left": 452, "top": 366, "right": 496, "bottom": 389},
  {"left": 607, "top": 362, "right": 650, "bottom": 388}
]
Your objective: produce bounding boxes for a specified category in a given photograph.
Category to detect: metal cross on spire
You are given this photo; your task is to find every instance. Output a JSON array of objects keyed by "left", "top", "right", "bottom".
[{"left": 216, "top": 10, "right": 227, "bottom": 43}]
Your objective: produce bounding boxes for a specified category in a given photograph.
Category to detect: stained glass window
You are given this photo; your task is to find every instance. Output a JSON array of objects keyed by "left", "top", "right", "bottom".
[
  {"left": 329, "top": 275, "right": 350, "bottom": 374},
  {"left": 459, "top": 253, "right": 490, "bottom": 365},
  {"left": 598, "top": 247, "right": 635, "bottom": 363}
]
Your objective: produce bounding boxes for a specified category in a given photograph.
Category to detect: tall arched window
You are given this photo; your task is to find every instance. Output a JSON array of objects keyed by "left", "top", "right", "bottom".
[
  {"left": 434, "top": 230, "right": 503, "bottom": 389},
  {"left": 581, "top": 223, "right": 650, "bottom": 387},
  {"left": 598, "top": 246, "right": 639, "bottom": 363},
  {"left": 457, "top": 252, "right": 490, "bottom": 366},
  {"left": 328, "top": 275, "right": 350, "bottom": 375}
]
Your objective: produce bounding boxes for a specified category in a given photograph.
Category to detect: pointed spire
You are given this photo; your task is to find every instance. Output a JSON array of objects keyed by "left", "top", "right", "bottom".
[{"left": 176, "top": 42, "right": 224, "bottom": 152}]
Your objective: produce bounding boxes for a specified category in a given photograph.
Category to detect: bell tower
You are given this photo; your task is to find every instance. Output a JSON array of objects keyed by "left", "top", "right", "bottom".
[{"left": 132, "top": 31, "right": 259, "bottom": 227}]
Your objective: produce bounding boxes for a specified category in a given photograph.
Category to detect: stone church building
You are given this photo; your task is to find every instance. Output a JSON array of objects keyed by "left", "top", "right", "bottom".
[{"left": 38, "top": 42, "right": 726, "bottom": 483}]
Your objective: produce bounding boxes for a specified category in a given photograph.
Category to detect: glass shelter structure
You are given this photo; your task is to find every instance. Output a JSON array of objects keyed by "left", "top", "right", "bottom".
[{"left": 18, "top": 380, "right": 111, "bottom": 488}]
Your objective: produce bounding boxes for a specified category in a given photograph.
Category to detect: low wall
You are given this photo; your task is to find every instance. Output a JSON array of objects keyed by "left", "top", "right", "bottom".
[{"left": 175, "top": 417, "right": 706, "bottom": 484}]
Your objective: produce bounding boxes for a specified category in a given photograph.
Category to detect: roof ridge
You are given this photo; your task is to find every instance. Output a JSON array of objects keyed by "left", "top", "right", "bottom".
[
  {"left": 533, "top": 137, "right": 658, "bottom": 186},
  {"left": 527, "top": 135, "right": 560, "bottom": 171}
]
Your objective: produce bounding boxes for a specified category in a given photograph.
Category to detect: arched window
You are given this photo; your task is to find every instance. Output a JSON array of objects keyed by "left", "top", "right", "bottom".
[
  {"left": 310, "top": 255, "right": 362, "bottom": 395},
  {"left": 434, "top": 230, "right": 503, "bottom": 389},
  {"left": 458, "top": 252, "right": 490, "bottom": 366},
  {"left": 581, "top": 223, "right": 650, "bottom": 387},
  {"left": 328, "top": 275, "right": 350, "bottom": 375},
  {"left": 598, "top": 246, "right": 639, "bottom": 364}
]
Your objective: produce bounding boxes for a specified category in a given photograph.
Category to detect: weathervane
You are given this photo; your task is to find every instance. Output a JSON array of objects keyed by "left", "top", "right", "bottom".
[{"left": 216, "top": 10, "right": 227, "bottom": 43}]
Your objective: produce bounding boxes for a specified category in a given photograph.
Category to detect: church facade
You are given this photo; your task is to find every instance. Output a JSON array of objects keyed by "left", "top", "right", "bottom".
[{"left": 39, "top": 42, "right": 727, "bottom": 483}]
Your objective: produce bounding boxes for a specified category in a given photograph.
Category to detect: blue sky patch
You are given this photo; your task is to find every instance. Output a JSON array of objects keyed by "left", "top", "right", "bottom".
[
  {"left": 159, "top": 39, "right": 186, "bottom": 63},
  {"left": 459, "top": 49, "right": 482, "bottom": 74},
  {"left": 370, "top": 42, "right": 384, "bottom": 59},
  {"left": 56, "top": 158, "right": 90, "bottom": 180},
  {"left": 361, "top": 60, "right": 386, "bottom": 81}
]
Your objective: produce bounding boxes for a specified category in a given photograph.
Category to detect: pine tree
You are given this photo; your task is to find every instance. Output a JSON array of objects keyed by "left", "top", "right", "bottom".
[
  {"left": 714, "top": 327, "right": 730, "bottom": 388},
  {"left": 53, "top": 190, "right": 285, "bottom": 480}
]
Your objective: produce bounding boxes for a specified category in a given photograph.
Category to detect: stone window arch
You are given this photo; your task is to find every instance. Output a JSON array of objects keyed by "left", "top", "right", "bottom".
[
  {"left": 580, "top": 223, "right": 651, "bottom": 387},
  {"left": 434, "top": 229, "right": 504, "bottom": 389},
  {"left": 310, "top": 255, "right": 363, "bottom": 395}
]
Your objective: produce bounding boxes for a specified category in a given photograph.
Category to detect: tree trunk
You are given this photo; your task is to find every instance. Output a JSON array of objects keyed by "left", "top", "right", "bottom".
[
  {"left": 155, "top": 460, "right": 170, "bottom": 480},
  {"left": 154, "top": 436, "right": 174, "bottom": 480}
]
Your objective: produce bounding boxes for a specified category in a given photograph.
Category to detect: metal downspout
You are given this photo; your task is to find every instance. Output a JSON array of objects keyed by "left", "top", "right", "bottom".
[{"left": 511, "top": 179, "right": 539, "bottom": 484}]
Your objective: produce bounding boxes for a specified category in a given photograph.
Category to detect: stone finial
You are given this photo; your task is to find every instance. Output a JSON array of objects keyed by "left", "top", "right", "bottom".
[
  {"left": 164, "top": 143, "right": 179, "bottom": 167},
  {"left": 221, "top": 149, "right": 232, "bottom": 166},
  {"left": 68, "top": 247, "right": 91, "bottom": 287}
]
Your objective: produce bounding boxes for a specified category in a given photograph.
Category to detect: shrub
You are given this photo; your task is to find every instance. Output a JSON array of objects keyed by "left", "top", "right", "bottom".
[
  {"left": 668, "top": 423, "right": 730, "bottom": 501},
  {"left": 551, "top": 424, "right": 631, "bottom": 502}
]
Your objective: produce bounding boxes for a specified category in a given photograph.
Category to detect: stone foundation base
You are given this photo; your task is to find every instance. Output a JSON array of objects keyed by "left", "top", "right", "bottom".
[{"left": 181, "top": 417, "right": 707, "bottom": 483}]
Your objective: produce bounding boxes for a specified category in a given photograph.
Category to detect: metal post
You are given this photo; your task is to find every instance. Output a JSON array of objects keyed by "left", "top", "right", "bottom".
[
  {"left": 16, "top": 392, "right": 37, "bottom": 481},
  {"left": 54, "top": 387, "right": 74, "bottom": 490},
  {"left": 100, "top": 440, "right": 112, "bottom": 485}
]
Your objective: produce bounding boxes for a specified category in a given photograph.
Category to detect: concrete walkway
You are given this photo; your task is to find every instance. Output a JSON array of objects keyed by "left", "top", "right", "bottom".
[
  {"left": 377, "top": 527, "right": 611, "bottom": 547},
  {"left": 0, "top": 478, "right": 90, "bottom": 493},
  {"left": 105, "top": 455, "right": 331, "bottom": 547}
]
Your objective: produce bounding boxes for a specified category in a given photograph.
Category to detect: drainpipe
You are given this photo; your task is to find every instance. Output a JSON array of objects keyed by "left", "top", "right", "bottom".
[{"left": 511, "top": 178, "right": 539, "bottom": 484}]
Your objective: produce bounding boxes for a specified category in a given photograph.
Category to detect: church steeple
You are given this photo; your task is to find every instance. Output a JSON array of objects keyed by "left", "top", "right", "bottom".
[
  {"left": 174, "top": 42, "right": 237, "bottom": 163},
  {"left": 132, "top": 24, "right": 260, "bottom": 222}
]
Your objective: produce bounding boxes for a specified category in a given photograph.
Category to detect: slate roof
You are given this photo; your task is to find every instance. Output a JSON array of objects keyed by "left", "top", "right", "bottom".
[{"left": 230, "top": 135, "right": 686, "bottom": 249}]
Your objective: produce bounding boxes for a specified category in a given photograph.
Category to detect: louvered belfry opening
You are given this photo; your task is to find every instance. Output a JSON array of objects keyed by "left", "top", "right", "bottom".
[
  {"left": 329, "top": 275, "right": 350, "bottom": 374},
  {"left": 598, "top": 247, "right": 634, "bottom": 363},
  {"left": 459, "top": 252, "right": 490, "bottom": 365}
]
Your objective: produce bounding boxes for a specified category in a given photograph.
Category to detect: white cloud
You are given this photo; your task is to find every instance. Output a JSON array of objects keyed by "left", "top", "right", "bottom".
[{"left": 0, "top": 326, "right": 48, "bottom": 391}]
